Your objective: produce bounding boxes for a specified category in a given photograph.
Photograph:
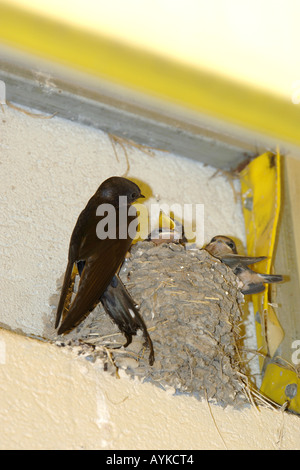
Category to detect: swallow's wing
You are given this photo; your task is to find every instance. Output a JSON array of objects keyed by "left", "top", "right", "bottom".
[
  {"left": 55, "top": 198, "right": 98, "bottom": 329},
  {"left": 101, "top": 275, "right": 154, "bottom": 365},
  {"left": 241, "top": 282, "right": 266, "bottom": 295},
  {"left": 57, "top": 230, "right": 134, "bottom": 334},
  {"left": 259, "top": 273, "right": 283, "bottom": 284},
  {"left": 233, "top": 265, "right": 266, "bottom": 295},
  {"left": 220, "top": 254, "right": 267, "bottom": 269},
  {"left": 234, "top": 265, "right": 283, "bottom": 295}
]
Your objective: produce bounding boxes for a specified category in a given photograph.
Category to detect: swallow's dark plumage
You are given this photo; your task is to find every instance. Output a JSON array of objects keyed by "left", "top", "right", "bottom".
[
  {"left": 205, "top": 235, "right": 283, "bottom": 295},
  {"left": 101, "top": 274, "right": 154, "bottom": 365},
  {"left": 55, "top": 176, "right": 154, "bottom": 365}
]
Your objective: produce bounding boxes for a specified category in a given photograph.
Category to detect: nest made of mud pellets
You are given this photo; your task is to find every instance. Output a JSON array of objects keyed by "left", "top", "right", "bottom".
[{"left": 48, "top": 241, "right": 248, "bottom": 408}]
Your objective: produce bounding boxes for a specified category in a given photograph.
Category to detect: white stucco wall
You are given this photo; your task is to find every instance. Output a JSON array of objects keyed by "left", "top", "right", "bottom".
[{"left": 0, "top": 327, "right": 300, "bottom": 450}]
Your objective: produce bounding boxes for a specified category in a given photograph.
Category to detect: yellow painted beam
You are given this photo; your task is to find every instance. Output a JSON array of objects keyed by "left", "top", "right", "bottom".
[
  {"left": 241, "top": 151, "right": 283, "bottom": 364},
  {"left": 1, "top": 2, "right": 300, "bottom": 150},
  {"left": 240, "top": 152, "right": 300, "bottom": 414}
]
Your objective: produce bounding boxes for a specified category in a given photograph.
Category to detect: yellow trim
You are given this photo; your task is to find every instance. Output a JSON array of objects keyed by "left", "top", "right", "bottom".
[
  {"left": 1, "top": 3, "right": 300, "bottom": 149},
  {"left": 240, "top": 152, "right": 300, "bottom": 414},
  {"left": 240, "top": 151, "right": 283, "bottom": 363},
  {"left": 260, "top": 364, "right": 300, "bottom": 413}
]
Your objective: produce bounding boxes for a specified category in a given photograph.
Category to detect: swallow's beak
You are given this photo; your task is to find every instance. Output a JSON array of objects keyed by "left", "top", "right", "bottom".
[{"left": 139, "top": 194, "right": 145, "bottom": 199}]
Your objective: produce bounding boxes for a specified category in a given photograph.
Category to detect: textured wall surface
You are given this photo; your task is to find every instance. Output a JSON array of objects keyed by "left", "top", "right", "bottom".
[
  {"left": 0, "top": 327, "right": 300, "bottom": 450},
  {"left": 1, "top": 104, "right": 298, "bottom": 449}
]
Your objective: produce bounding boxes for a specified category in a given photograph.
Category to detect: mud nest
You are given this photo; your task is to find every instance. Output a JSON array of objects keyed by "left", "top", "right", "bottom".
[{"left": 47, "top": 241, "right": 248, "bottom": 408}]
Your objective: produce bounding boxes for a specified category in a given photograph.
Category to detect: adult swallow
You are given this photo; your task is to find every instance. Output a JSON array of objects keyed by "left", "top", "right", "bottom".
[
  {"left": 205, "top": 235, "right": 283, "bottom": 295},
  {"left": 55, "top": 176, "right": 154, "bottom": 364}
]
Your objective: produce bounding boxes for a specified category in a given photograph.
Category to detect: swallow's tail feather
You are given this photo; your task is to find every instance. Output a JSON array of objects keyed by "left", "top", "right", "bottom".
[
  {"left": 259, "top": 273, "right": 283, "bottom": 284},
  {"left": 101, "top": 275, "right": 154, "bottom": 365},
  {"left": 55, "top": 260, "right": 75, "bottom": 329}
]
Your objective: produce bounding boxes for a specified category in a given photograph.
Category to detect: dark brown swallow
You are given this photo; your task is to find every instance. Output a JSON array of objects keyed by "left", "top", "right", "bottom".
[
  {"left": 205, "top": 235, "right": 283, "bottom": 295},
  {"left": 55, "top": 176, "right": 154, "bottom": 364}
]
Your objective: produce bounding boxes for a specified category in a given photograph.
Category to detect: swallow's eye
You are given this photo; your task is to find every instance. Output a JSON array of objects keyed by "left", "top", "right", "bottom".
[
  {"left": 210, "top": 237, "right": 217, "bottom": 243},
  {"left": 227, "top": 241, "right": 235, "bottom": 249},
  {"left": 131, "top": 192, "right": 137, "bottom": 200}
]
